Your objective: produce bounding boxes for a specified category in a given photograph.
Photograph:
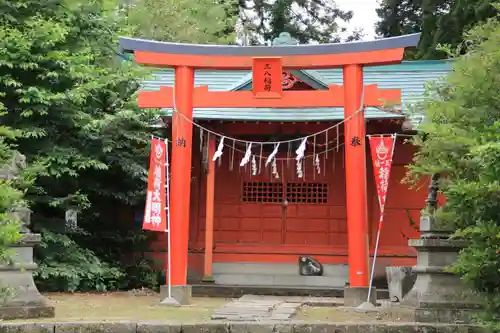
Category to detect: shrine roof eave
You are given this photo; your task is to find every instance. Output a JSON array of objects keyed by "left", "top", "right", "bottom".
[
  {"left": 158, "top": 107, "right": 407, "bottom": 122},
  {"left": 157, "top": 108, "right": 427, "bottom": 129},
  {"left": 119, "top": 34, "right": 420, "bottom": 57}
]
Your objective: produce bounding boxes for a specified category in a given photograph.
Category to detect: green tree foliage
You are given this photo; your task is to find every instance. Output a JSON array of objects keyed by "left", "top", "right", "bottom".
[
  {"left": 34, "top": 230, "right": 124, "bottom": 292},
  {"left": 375, "top": 0, "right": 423, "bottom": 37},
  {"left": 0, "top": 127, "right": 23, "bottom": 264},
  {"left": 238, "top": 0, "right": 358, "bottom": 44},
  {"left": 376, "top": 0, "right": 497, "bottom": 59},
  {"left": 408, "top": 15, "right": 500, "bottom": 329},
  {"left": 123, "top": 0, "right": 360, "bottom": 45},
  {"left": 124, "top": 0, "right": 238, "bottom": 43},
  {"left": 0, "top": 0, "right": 160, "bottom": 290}
]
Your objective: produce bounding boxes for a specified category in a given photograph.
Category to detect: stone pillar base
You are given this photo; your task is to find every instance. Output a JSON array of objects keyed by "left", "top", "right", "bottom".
[
  {"left": 344, "top": 286, "right": 376, "bottom": 307},
  {"left": 396, "top": 273, "right": 482, "bottom": 323},
  {"left": 201, "top": 276, "right": 215, "bottom": 283},
  {"left": 397, "top": 236, "right": 483, "bottom": 323},
  {"left": 0, "top": 233, "right": 55, "bottom": 320},
  {"left": 160, "top": 285, "right": 191, "bottom": 306}
]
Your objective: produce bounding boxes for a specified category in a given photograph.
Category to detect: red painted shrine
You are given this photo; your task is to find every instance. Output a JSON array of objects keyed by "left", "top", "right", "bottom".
[{"left": 120, "top": 33, "right": 426, "bottom": 296}]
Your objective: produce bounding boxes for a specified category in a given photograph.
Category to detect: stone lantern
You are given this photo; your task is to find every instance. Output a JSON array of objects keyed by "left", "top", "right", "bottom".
[
  {"left": 0, "top": 152, "right": 54, "bottom": 319},
  {"left": 397, "top": 174, "right": 482, "bottom": 323}
]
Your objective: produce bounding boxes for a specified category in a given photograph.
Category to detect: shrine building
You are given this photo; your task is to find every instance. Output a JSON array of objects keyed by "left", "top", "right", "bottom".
[{"left": 120, "top": 32, "right": 452, "bottom": 304}]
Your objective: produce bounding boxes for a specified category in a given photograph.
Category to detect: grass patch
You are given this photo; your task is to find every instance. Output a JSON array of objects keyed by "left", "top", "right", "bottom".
[{"left": 8, "top": 292, "right": 231, "bottom": 322}]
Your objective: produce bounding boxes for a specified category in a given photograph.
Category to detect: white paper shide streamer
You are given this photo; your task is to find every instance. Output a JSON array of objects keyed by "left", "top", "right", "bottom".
[
  {"left": 315, "top": 154, "right": 321, "bottom": 174},
  {"left": 212, "top": 137, "right": 225, "bottom": 162},
  {"left": 295, "top": 138, "right": 307, "bottom": 178},
  {"left": 251, "top": 155, "right": 257, "bottom": 176},
  {"left": 263, "top": 143, "right": 280, "bottom": 179},
  {"left": 266, "top": 143, "right": 280, "bottom": 166},
  {"left": 271, "top": 159, "right": 279, "bottom": 179},
  {"left": 240, "top": 143, "right": 252, "bottom": 167}
]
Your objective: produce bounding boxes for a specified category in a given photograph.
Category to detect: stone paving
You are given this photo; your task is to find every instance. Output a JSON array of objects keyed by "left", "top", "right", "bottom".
[{"left": 210, "top": 295, "right": 342, "bottom": 321}]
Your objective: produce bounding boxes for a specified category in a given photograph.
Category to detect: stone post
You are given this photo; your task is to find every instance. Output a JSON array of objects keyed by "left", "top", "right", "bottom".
[
  {"left": 397, "top": 174, "right": 482, "bottom": 323},
  {"left": 0, "top": 152, "right": 55, "bottom": 319}
]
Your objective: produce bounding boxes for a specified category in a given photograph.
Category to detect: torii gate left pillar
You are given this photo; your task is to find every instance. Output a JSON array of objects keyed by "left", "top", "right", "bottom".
[
  {"left": 168, "top": 66, "right": 194, "bottom": 305},
  {"left": 120, "top": 33, "right": 420, "bottom": 306}
]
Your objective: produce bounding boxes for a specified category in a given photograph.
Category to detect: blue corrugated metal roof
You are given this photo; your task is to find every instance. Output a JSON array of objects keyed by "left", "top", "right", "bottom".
[
  {"left": 141, "top": 69, "right": 250, "bottom": 91},
  {"left": 312, "top": 60, "right": 452, "bottom": 109},
  {"left": 140, "top": 60, "right": 452, "bottom": 121}
]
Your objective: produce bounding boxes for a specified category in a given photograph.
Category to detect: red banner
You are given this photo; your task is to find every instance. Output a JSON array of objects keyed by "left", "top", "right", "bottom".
[
  {"left": 369, "top": 135, "right": 396, "bottom": 219},
  {"left": 143, "top": 137, "right": 168, "bottom": 232}
]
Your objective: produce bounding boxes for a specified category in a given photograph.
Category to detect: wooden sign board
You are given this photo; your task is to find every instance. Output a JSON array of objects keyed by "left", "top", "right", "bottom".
[{"left": 252, "top": 57, "right": 283, "bottom": 99}]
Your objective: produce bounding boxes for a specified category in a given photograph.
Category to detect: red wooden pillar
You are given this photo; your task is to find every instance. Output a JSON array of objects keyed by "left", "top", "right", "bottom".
[
  {"left": 170, "top": 66, "right": 195, "bottom": 286},
  {"left": 343, "top": 64, "right": 369, "bottom": 287},
  {"left": 203, "top": 137, "right": 216, "bottom": 281}
]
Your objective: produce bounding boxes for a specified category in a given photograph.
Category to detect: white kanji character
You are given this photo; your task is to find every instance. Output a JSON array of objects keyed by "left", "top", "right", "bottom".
[
  {"left": 381, "top": 181, "right": 388, "bottom": 193},
  {"left": 153, "top": 189, "right": 161, "bottom": 201},
  {"left": 151, "top": 202, "right": 161, "bottom": 215},
  {"left": 154, "top": 165, "right": 162, "bottom": 177},
  {"left": 379, "top": 167, "right": 389, "bottom": 181},
  {"left": 154, "top": 174, "right": 161, "bottom": 190},
  {"left": 151, "top": 215, "right": 161, "bottom": 226}
]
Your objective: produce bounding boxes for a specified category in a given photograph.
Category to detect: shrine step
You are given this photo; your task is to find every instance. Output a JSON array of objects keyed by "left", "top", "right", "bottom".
[
  {"left": 212, "top": 263, "right": 349, "bottom": 288},
  {"left": 212, "top": 273, "right": 348, "bottom": 287},
  {"left": 191, "top": 284, "right": 390, "bottom": 299},
  {"left": 213, "top": 262, "right": 349, "bottom": 277}
]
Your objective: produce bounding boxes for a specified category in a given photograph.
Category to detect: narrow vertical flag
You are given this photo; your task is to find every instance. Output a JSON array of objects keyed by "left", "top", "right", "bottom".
[
  {"left": 143, "top": 137, "right": 168, "bottom": 232},
  {"left": 366, "top": 134, "right": 396, "bottom": 304},
  {"left": 369, "top": 135, "right": 396, "bottom": 222}
]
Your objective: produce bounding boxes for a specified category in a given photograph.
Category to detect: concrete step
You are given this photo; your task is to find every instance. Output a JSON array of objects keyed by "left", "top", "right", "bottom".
[
  {"left": 213, "top": 273, "right": 348, "bottom": 288},
  {"left": 213, "top": 262, "right": 349, "bottom": 277},
  {"left": 192, "top": 284, "right": 347, "bottom": 298}
]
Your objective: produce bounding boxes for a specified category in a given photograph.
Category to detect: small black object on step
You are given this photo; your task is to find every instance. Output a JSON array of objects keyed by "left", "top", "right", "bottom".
[{"left": 298, "top": 256, "right": 323, "bottom": 276}]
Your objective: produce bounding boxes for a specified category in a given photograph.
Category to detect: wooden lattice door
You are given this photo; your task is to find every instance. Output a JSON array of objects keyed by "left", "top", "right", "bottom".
[
  {"left": 240, "top": 170, "right": 330, "bottom": 245},
  {"left": 241, "top": 180, "right": 285, "bottom": 244},
  {"left": 283, "top": 182, "right": 330, "bottom": 245}
]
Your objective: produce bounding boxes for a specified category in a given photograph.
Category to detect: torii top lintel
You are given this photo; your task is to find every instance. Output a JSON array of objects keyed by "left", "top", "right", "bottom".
[{"left": 119, "top": 33, "right": 421, "bottom": 70}]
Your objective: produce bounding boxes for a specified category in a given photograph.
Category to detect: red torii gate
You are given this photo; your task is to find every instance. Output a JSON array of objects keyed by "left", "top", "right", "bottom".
[{"left": 120, "top": 33, "right": 420, "bottom": 302}]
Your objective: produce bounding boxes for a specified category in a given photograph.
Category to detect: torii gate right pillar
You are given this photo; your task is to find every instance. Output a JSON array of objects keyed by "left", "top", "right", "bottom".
[{"left": 343, "top": 65, "right": 370, "bottom": 291}]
